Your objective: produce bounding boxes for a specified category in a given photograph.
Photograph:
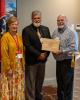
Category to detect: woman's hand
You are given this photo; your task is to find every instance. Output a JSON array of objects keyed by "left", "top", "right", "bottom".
[{"left": 7, "top": 69, "right": 13, "bottom": 76}]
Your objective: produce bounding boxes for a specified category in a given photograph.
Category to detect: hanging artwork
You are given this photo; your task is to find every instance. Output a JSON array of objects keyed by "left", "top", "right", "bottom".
[{"left": 0, "top": 0, "right": 17, "bottom": 33}]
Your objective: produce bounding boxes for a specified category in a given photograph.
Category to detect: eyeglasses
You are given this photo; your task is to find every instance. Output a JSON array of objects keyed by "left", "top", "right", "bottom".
[{"left": 57, "top": 19, "right": 64, "bottom": 22}]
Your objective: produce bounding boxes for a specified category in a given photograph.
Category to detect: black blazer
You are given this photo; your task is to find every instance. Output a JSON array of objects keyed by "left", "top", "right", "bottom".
[{"left": 22, "top": 24, "right": 51, "bottom": 65}]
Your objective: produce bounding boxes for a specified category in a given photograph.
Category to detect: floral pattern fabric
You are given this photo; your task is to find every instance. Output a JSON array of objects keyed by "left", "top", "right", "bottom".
[{"left": 0, "top": 61, "right": 25, "bottom": 100}]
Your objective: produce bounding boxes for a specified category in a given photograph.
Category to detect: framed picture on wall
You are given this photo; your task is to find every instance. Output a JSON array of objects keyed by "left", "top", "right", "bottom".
[{"left": 0, "top": 0, "right": 17, "bottom": 34}]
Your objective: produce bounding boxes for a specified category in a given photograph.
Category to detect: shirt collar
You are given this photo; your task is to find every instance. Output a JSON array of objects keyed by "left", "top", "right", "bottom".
[{"left": 58, "top": 26, "right": 67, "bottom": 33}]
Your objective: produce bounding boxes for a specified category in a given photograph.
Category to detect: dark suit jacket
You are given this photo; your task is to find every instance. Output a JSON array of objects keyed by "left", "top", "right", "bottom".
[{"left": 22, "top": 24, "right": 51, "bottom": 65}]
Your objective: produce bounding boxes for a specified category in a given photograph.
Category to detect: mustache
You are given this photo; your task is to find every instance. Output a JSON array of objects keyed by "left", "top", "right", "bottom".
[{"left": 35, "top": 21, "right": 40, "bottom": 23}]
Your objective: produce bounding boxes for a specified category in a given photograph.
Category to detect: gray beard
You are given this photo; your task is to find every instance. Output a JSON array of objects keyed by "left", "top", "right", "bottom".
[
  {"left": 58, "top": 25, "right": 64, "bottom": 29},
  {"left": 33, "top": 22, "right": 40, "bottom": 27}
]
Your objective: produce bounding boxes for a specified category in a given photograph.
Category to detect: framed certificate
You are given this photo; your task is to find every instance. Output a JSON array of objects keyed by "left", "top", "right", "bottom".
[{"left": 41, "top": 38, "right": 60, "bottom": 52}]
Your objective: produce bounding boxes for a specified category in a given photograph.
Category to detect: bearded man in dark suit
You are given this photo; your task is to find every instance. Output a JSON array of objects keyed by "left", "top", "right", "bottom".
[{"left": 22, "top": 10, "right": 51, "bottom": 100}]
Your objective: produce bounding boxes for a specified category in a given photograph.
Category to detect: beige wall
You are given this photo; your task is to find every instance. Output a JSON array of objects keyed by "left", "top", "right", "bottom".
[{"left": 17, "top": 0, "right": 80, "bottom": 86}]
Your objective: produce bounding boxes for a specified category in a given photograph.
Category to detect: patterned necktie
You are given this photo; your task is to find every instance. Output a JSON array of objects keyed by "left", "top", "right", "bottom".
[{"left": 37, "top": 28, "right": 41, "bottom": 39}]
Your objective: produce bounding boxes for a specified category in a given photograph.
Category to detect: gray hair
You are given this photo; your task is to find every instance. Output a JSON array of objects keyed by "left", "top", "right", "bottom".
[
  {"left": 31, "top": 10, "right": 41, "bottom": 18},
  {"left": 57, "top": 14, "right": 68, "bottom": 22}
]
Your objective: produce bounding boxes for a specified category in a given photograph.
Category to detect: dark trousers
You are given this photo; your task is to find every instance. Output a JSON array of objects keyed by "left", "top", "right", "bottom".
[
  {"left": 25, "top": 62, "right": 45, "bottom": 100},
  {"left": 56, "top": 59, "right": 74, "bottom": 100}
]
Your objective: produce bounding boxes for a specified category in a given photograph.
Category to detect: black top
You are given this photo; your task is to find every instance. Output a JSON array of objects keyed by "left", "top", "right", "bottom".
[{"left": 22, "top": 24, "right": 51, "bottom": 65}]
